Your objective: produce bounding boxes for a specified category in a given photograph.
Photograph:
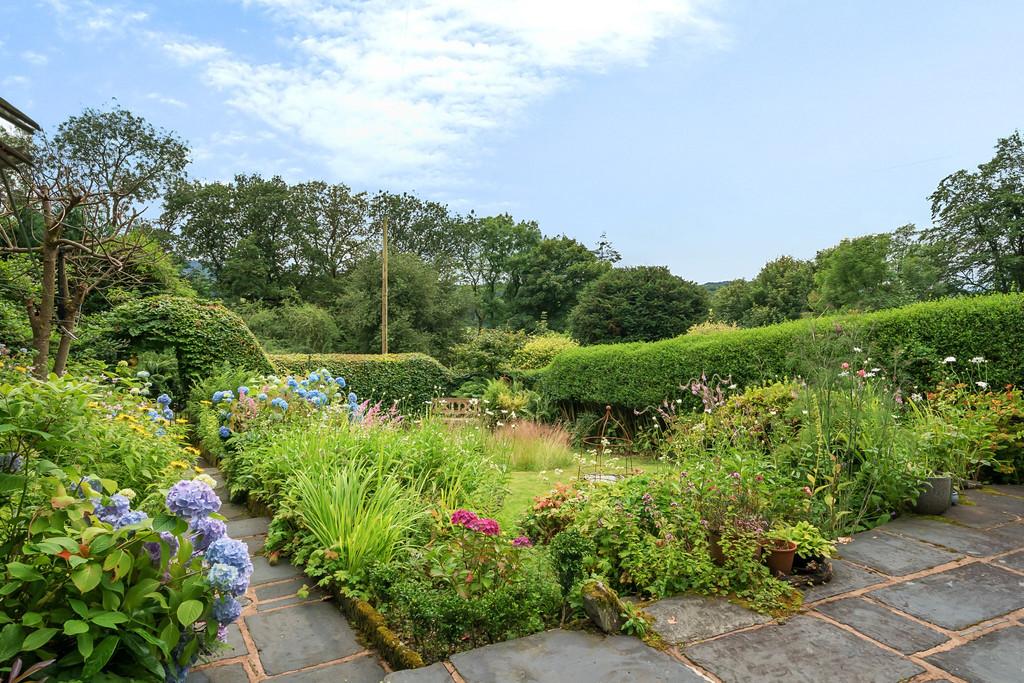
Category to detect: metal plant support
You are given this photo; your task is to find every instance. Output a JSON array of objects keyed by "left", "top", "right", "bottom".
[{"left": 579, "top": 404, "right": 633, "bottom": 481}]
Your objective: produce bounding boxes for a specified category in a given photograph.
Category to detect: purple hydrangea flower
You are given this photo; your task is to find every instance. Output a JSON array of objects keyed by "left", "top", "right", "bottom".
[
  {"left": 218, "top": 426, "right": 231, "bottom": 439},
  {"left": 512, "top": 536, "right": 533, "bottom": 548},
  {"left": 114, "top": 510, "right": 149, "bottom": 529},
  {"left": 166, "top": 480, "right": 221, "bottom": 520},
  {"left": 190, "top": 516, "right": 227, "bottom": 552},
  {"left": 73, "top": 476, "right": 102, "bottom": 498},
  {"left": 207, "top": 563, "right": 240, "bottom": 592},
  {"left": 212, "top": 596, "right": 243, "bottom": 625},
  {"left": 144, "top": 531, "right": 180, "bottom": 564},
  {"left": 93, "top": 494, "right": 131, "bottom": 524}
]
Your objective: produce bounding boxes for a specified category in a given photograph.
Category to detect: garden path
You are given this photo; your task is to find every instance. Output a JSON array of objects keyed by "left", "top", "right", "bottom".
[
  {"left": 387, "top": 486, "right": 1024, "bottom": 683},
  {"left": 186, "top": 465, "right": 391, "bottom": 683}
]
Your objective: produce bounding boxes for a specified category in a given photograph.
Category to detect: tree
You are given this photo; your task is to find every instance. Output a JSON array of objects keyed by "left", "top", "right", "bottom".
[
  {"left": 568, "top": 266, "right": 709, "bottom": 345},
  {"left": 337, "top": 252, "right": 466, "bottom": 359},
  {"left": 162, "top": 179, "right": 236, "bottom": 279},
  {"left": 710, "top": 279, "right": 754, "bottom": 325},
  {"left": 508, "top": 236, "right": 610, "bottom": 330},
  {"left": 0, "top": 106, "right": 189, "bottom": 376},
  {"left": 745, "top": 256, "right": 814, "bottom": 325},
  {"left": 927, "top": 131, "right": 1024, "bottom": 293},
  {"left": 369, "top": 191, "right": 462, "bottom": 276},
  {"left": 812, "top": 234, "right": 904, "bottom": 312},
  {"left": 290, "top": 181, "right": 371, "bottom": 299},
  {"left": 592, "top": 231, "right": 622, "bottom": 264}
]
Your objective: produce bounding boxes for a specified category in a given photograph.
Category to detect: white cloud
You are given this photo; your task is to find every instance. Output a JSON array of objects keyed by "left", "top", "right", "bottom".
[
  {"left": 145, "top": 92, "right": 188, "bottom": 108},
  {"left": 2, "top": 75, "right": 30, "bottom": 87},
  {"left": 170, "top": 0, "right": 725, "bottom": 184},
  {"left": 21, "top": 50, "right": 49, "bottom": 66},
  {"left": 43, "top": 0, "right": 148, "bottom": 38}
]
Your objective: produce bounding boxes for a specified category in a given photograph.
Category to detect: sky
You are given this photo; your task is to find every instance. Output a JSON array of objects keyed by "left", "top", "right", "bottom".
[{"left": 2, "top": 0, "right": 1023, "bottom": 282}]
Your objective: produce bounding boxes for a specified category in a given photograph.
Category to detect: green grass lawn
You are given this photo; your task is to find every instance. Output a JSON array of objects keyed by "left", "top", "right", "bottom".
[{"left": 493, "top": 457, "right": 679, "bottom": 533}]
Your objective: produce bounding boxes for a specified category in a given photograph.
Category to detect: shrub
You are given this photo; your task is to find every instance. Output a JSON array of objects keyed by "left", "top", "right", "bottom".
[
  {"left": 509, "top": 333, "right": 578, "bottom": 371},
  {"left": 542, "top": 294, "right": 1024, "bottom": 412},
  {"left": 450, "top": 329, "right": 528, "bottom": 379},
  {"left": 270, "top": 352, "right": 451, "bottom": 411},
  {"left": 242, "top": 302, "right": 340, "bottom": 354}
]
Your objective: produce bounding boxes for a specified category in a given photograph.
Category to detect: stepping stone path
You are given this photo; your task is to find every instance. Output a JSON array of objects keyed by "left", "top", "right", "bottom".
[
  {"left": 186, "top": 464, "right": 390, "bottom": 683},
  {"left": 191, "top": 470, "right": 1024, "bottom": 683}
]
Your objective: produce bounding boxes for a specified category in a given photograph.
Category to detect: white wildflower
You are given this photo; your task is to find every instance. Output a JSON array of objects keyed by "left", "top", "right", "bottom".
[
  {"left": 853, "top": 347, "right": 862, "bottom": 353},
  {"left": 943, "top": 356, "right": 956, "bottom": 364},
  {"left": 976, "top": 381, "right": 989, "bottom": 390},
  {"left": 970, "top": 356, "right": 987, "bottom": 364}
]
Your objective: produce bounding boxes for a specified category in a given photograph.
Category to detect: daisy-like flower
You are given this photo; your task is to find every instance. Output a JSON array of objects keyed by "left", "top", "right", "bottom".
[{"left": 943, "top": 356, "right": 956, "bottom": 364}]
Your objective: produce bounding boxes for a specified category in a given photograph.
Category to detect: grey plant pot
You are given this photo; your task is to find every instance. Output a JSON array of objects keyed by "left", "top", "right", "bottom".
[{"left": 914, "top": 476, "right": 953, "bottom": 515}]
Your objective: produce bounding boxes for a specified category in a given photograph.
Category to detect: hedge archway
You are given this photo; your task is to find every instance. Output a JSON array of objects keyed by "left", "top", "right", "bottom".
[{"left": 101, "top": 296, "right": 274, "bottom": 385}]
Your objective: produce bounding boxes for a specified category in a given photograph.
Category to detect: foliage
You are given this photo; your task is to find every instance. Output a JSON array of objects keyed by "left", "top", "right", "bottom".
[
  {"left": 449, "top": 329, "right": 527, "bottom": 379},
  {"left": 549, "top": 529, "right": 594, "bottom": 597},
  {"left": 241, "top": 302, "right": 341, "bottom": 354},
  {"left": 94, "top": 296, "right": 274, "bottom": 387},
  {"left": 541, "top": 293, "right": 1024, "bottom": 412},
  {"left": 508, "top": 333, "right": 578, "bottom": 370},
  {"left": 568, "top": 266, "right": 709, "bottom": 345},
  {"left": 712, "top": 257, "right": 814, "bottom": 327},
  {"left": 489, "top": 422, "right": 576, "bottom": 472},
  {"left": 270, "top": 352, "right": 451, "bottom": 412},
  {"left": 770, "top": 521, "right": 836, "bottom": 560}
]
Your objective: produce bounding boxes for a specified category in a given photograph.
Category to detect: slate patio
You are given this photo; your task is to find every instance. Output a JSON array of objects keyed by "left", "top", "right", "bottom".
[{"left": 191, "top": 467, "right": 1024, "bottom": 683}]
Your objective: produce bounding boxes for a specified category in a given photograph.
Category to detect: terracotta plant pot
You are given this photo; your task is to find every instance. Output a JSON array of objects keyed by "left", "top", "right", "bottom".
[
  {"left": 763, "top": 538, "right": 798, "bottom": 576},
  {"left": 708, "top": 531, "right": 726, "bottom": 566},
  {"left": 914, "top": 476, "right": 953, "bottom": 515}
]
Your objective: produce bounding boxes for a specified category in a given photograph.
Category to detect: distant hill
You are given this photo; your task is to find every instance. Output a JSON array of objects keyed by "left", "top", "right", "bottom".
[{"left": 701, "top": 280, "right": 733, "bottom": 294}]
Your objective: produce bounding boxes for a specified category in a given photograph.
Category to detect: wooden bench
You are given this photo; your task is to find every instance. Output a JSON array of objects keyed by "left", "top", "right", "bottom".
[{"left": 432, "top": 397, "right": 482, "bottom": 426}]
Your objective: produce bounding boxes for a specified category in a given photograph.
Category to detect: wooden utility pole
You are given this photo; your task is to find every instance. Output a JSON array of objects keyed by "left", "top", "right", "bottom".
[{"left": 381, "top": 217, "right": 388, "bottom": 355}]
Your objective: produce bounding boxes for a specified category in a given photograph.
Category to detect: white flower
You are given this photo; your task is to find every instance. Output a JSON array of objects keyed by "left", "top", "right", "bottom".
[
  {"left": 117, "top": 488, "right": 137, "bottom": 500},
  {"left": 195, "top": 474, "right": 217, "bottom": 488},
  {"left": 838, "top": 371, "right": 850, "bottom": 377},
  {"left": 911, "top": 393, "right": 923, "bottom": 402},
  {"left": 870, "top": 368, "right": 881, "bottom": 373},
  {"left": 853, "top": 347, "right": 863, "bottom": 353},
  {"left": 976, "top": 381, "right": 989, "bottom": 389},
  {"left": 970, "top": 356, "right": 987, "bottom": 364},
  {"left": 943, "top": 356, "right": 956, "bottom": 364},
  {"left": 728, "top": 384, "right": 737, "bottom": 390},
  {"left": 675, "top": 398, "right": 683, "bottom": 404}
]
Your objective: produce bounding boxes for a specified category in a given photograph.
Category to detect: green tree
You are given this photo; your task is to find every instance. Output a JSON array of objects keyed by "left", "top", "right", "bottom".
[
  {"left": 291, "top": 180, "right": 371, "bottom": 300},
  {"left": 338, "top": 252, "right": 466, "bottom": 359},
  {"left": 0, "top": 105, "right": 189, "bottom": 376},
  {"left": 710, "top": 279, "right": 754, "bottom": 324},
  {"left": 508, "top": 236, "right": 609, "bottom": 330},
  {"left": 812, "top": 233, "right": 903, "bottom": 312},
  {"left": 162, "top": 179, "right": 236, "bottom": 279},
  {"left": 926, "top": 131, "right": 1024, "bottom": 293},
  {"left": 568, "top": 266, "right": 709, "bottom": 345},
  {"left": 449, "top": 328, "right": 528, "bottom": 378},
  {"left": 745, "top": 256, "right": 814, "bottom": 325},
  {"left": 370, "top": 191, "right": 461, "bottom": 276}
]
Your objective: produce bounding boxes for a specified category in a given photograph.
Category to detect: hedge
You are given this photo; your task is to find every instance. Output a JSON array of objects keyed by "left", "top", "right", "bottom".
[
  {"left": 539, "top": 294, "right": 1024, "bottom": 411},
  {"left": 98, "top": 296, "right": 274, "bottom": 385},
  {"left": 270, "top": 353, "right": 452, "bottom": 411}
]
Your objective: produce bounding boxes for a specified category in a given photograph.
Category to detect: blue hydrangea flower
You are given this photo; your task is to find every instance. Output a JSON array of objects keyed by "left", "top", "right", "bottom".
[
  {"left": 347, "top": 392, "right": 358, "bottom": 405},
  {"left": 156, "top": 427, "right": 166, "bottom": 437},
  {"left": 166, "top": 480, "right": 221, "bottom": 520},
  {"left": 212, "top": 596, "right": 243, "bottom": 625},
  {"left": 114, "top": 510, "right": 148, "bottom": 529},
  {"left": 0, "top": 453, "right": 23, "bottom": 473},
  {"left": 335, "top": 377, "right": 346, "bottom": 388},
  {"left": 308, "top": 372, "right": 320, "bottom": 382},
  {"left": 206, "top": 538, "right": 252, "bottom": 576},
  {"left": 300, "top": 379, "right": 310, "bottom": 388},
  {"left": 257, "top": 392, "right": 268, "bottom": 401},
  {"left": 212, "top": 391, "right": 224, "bottom": 403},
  {"left": 144, "top": 531, "right": 179, "bottom": 564},
  {"left": 136, "top": 370, "right": 150, "bottom": 379},
  {"left": 72, "top": 476, "right": 103, "bottom": 498},
  {"left": 162, "top": 408, "right": 175, "bottom": 421},
  {"left": 93, "top": 494, "right": 131, "bottom": 524},
  {"left": 287, "top": 378, "right": 299, "bottom": 388},
  {"left": 207, "top": 563, "right": 240, "bottom": 592},
  {"left": 219, "top": 426, "right": 231, "bottom": 439},
  {"left": 146, "top": 409, "right": 159, "bottom": 421},
  {"left": 296, "top": 388, "right": 308, "bottom": 398},
  {"left": 238, "top": 386, "right": 249, "bottom": 395},
  {"left": 157, "top": 394, "right": 172, "bottom": 406},
  {"left": 190, "top": 516, "right": 227, "bottom": 552}
]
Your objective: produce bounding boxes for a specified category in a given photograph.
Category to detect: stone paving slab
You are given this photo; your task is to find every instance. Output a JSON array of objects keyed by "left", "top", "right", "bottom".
[
  {"left": 255, "top": 577, "right": 309, "bottom": 601},
  {"left": 270, "top": 655, "right": 388, "bottom": 682},
  {"left": 246, "top": 591, "right": 364, "bottom": 675},
  {"left": 251, "top": 555, "right": 302, "bottom": 585},
  {"left": 838, "top": 530, "right": 961, "bottom": 576},
  {"left": 990, "top": 520, "right": 1024, "bottom": 547},
  {"left": 450, "top": 629, "right": 706, "bottom": 683},
  {"left": 244, "top": 535, "right": 266, "bottom": 554},
  {"left": 219, "top": 500, "right": 251, "bottom": 521},
  {"left": 187, "top": 664, "right": 250, "bottom": 683},
  {"left": 646, "top": 595, "right": 769, "bottom": 644},
  {"left": 202, "top": 623, "right": 247, "bottom": 663},
  {"left": 685, "top": 615, "right": 924, "bottom": 682},
  {"left": 870, "top": 563, "right": 1024, "bottom": 630},
  {"left": 925, "top": 625, "right": 1024, "bottom": 682},
  {"left": 995, "top": 549, "right": 1024, "bottom": 572},
  {"left": 226, "top": 516, "right": 270, "bottom": 538},
  {"left": 800, "top": 559, "right": 886, "bottom": 603},
  {"left": 814, "top": 597, "right": 948, "bottom": 654},
  {"left": 383, "top": 662, "right": 453, "bottom": 683},
  {"left": 882, "top": 517, "right": 1018, "bottom": 556}
]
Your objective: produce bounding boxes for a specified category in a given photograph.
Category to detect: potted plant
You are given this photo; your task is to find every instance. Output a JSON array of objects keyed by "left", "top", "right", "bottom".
[
  {"left": 762, "top": 533, "right": 798, "bottom": 576},
  {"left": 768, "top": 521, "right": 836, "bottom": 576}
]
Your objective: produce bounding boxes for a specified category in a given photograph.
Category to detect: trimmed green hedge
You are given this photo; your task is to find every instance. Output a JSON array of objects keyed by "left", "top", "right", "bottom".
[
  {"left": 99, "top": 296, "right": 274, "bottom": 385},
  {"left": 540, "top": 294, "right": 1024, "bottom": 410},
  {"left": 270, "top": 353, "right": 452, "bottom": 410}
]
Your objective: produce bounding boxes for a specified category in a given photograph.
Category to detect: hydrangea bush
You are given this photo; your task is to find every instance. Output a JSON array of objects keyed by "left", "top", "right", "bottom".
[{"left": 0, "top": 475, "right": 249, "bottom": 682}]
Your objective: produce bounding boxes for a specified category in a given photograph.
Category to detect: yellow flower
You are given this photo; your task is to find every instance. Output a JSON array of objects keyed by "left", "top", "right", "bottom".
[
  {"left": 184, "top": 446, "right": 200, "bottom": 455},
  {"left": 15, "top": 366, "right": 27, "bottom": 373},
  {"left": 200, "top": 400, "right": 212, "bottom": 406},
  {"left": 176, "top": 418, "right": 189, "bottom": 425},
  {"left": 169, "top": 460, "right": 190, "bottom": 469}
]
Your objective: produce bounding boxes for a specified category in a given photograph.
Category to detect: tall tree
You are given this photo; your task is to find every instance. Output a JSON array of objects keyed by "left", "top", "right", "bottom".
[
  {"left": 0, "top": 106, "right": 189, "bottom": 376},
  {"left": 568, "top": 266, "right": 709, "bottom": 345},
  {"left": 369, "top": 191, "right": 461, "bottom": 276},
  {"left": 508, "top": 235, "right": 609, "bottom": 330},
  {"left": 927, "top": 131, "right": 1024, "bottom": 293},
  {"left": 290, "top": 181, "right": 371, "bottom": 290}
]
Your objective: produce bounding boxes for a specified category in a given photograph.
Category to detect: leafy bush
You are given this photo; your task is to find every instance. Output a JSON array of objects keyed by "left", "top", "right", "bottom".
[
  {"left": 242, "top": 302, "right": 340, "bottom": 354},
  {"left": 450, "top": 329, "right": 528, "bottom": 379},
  {"left": 91, "top": 296, "right": 274, "bottom": 386},
  {"left": 508, "top": 333, "right": 578, "bottom": 371},
  {"left": 270, "top": 352, "right": 451, "bottom": 412},
  {"left": 543, "top": 294, "right": 1024, "bottom": 412}
]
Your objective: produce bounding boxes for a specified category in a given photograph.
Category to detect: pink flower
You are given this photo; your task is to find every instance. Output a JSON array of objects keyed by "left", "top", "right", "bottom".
[
  {"left": 512, "top": 536, "right": 533, "bottom": 548},
  {"left": 802, "top": 486, "right": 813, "bottom": 496},
  {"left": 468, "top": 517, "right": 500, "bottom": 536},
  {"left": 451, "top": 509, "right": 479, "bottom": 528},
  {"left": 857, "top": 369, "right": 867, "bottom": 377},
  {"left": 841, "top": 362, "right": 850, "bottom": 370}
]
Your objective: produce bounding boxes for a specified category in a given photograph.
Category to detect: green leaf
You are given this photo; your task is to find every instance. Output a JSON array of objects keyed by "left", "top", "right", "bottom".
[
  {"left": 124, "top": 578, "right": 161, "bottom": 609},
  {"left": 22, "top": 612, "right": 42, "bottom": 627},
  {"left": 71, "top": 562, "right": 102, "bottom": 593},
  {"left": 69, "top": 598, "right": 90, "bottom": 618},
  {"left": 82, "top": 634, "right": 118, "bottom": 677},
  {"left": 0, "top": 473, "right": 27, "bottom": 492},
  {"left": 64, "top": 619, "right": 90, "bottom": 635},
  {"left": 176, "top": 599, "right": 204, "bottom": 626},
  {"left": 88, "top": 533, "right": 116, "bottom": 555},
  {"left": 90, "top": 611, "right": 129, "bottom": 628},
  {"left": 152, "top": 514, "right": 180, "bottom": 533},
  {"left": 7, "top": 562, "right": 43, "bottom": 581},
  {"left": 22, "top": 627, "right": 59, "bottom": 651},
  {"left": 158, "top": 620, "right": 180, "bottom": 651},
  {"left": 0, "top": 624, "right": 25, "bottom": 662},
  {"left": 77, "top": 631, "right": 94, "bottom": 659}
]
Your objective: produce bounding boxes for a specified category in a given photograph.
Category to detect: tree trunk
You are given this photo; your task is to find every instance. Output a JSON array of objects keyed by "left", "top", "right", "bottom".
[
  {"left": 27, "top": 200, "right": 59, "bottom": 379},
  {"left": 52, "top": 285, "right": 87, "bottom": 377}
]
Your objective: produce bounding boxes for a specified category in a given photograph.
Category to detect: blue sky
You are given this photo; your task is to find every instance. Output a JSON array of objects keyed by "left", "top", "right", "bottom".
[{"left": 3, "top": 1, "right": 1023, "bottom": 281}]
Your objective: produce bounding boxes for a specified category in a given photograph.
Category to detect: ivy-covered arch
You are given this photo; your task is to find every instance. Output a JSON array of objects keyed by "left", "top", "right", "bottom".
[{"left": 101, "top": 296, "right": 274, "bottom": 385}]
